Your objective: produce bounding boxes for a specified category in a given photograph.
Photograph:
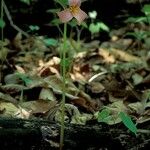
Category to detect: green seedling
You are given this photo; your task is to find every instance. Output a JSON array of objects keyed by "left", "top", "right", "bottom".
[{"left": 88, "top": 10, "right": 109, "bottom": 39}]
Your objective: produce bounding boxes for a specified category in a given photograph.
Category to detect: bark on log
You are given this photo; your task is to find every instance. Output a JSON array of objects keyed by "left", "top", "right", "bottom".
[{"left": 0, "top": 118, "right": 149, "bottom": 150}]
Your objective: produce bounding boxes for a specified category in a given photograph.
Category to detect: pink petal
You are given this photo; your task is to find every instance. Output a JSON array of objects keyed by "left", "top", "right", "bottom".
[
  {"left": 57, "top": 9, "right": 73, "bottom": 23},
  {"left": 69, "top": 0, "right": 81, "bottom": 7},
  {"left": 72, "top": 8, "right": 88, "bottom": 25}
]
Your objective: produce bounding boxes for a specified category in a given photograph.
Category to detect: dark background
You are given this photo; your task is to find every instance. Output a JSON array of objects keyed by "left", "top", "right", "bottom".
[{"left": 2, "top": 0, "right": 150, "bottom": 40}]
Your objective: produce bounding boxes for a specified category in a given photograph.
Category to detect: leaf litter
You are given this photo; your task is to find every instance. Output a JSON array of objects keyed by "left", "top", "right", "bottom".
[{"left": 0, "top": 27, "right": 150, "bottom": 134}]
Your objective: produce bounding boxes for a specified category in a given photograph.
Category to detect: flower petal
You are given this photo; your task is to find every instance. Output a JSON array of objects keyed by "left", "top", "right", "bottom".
[
  {"left": 72, "top": 8, "right": 88, "bottom": 25},
  {"left": 57, "top": 9, "right": 73, "bottom": 23},
  {"left": 69, "top": 0, "right": 81, "bottom": 7}
]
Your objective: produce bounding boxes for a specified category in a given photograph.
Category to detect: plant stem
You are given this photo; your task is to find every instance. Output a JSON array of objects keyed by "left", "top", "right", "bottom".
[{"left": 60, "top": 23, "right": 67, "bottom": 150}]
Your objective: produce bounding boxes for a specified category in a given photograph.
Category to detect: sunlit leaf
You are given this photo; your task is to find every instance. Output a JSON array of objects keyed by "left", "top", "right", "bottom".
[
  {"left": 119, "top": 112, "right": 137, "bottom": 135},
  {"left": 39, "top": 88, "right": 56, "bottom": 101}
]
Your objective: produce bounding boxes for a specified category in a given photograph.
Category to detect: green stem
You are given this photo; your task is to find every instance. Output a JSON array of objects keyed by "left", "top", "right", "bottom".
[{"left": 60, "top": 23, "right": 67, "bottom": 150}]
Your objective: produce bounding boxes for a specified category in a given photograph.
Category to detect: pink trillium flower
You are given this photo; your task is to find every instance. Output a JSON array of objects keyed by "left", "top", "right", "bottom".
[{"left": 57, "top": 0, "right": 87, "bottom": 25}]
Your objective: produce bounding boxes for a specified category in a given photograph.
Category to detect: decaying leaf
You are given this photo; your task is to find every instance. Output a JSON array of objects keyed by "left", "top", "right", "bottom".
[
  {"left": 39, "top": 88, "right": 56, "bottom": 101},
  {"left": 99, "top": 48, "right": 142, "bottom": 63},
  {"left": 0, "top": 102, "right": 19, "bottom": 117},
  {"left": 54, "top": 103, "right": 93, "bottom": 125},
  {"left": 0, "top": 47, "right": 8, "bottom": 62},
  {"left": 0, "top": 92, "right": 18, "bottom": 104},
  {"left": 20, "top": 100, "right": 57, "bottom": 116},
  {"left": 44, "top": 75, "right": 79, "bottom": 99},
  {"left": 15, "top": 106, "right": 31, "bottom": 119},
  {"left": 0, "top": 84, "right": 27, "bottom": 94}
]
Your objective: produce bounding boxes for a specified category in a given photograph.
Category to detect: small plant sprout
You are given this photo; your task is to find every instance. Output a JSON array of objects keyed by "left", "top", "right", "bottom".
[
  {"left": 57, "top": 0, "right": 87, "bottom": 149},
  {"left": 88, "top": 10, "right": 109, "bottom": 39},
  {"left": 57, "top": 0, "right": 88, "bottom": 25}
]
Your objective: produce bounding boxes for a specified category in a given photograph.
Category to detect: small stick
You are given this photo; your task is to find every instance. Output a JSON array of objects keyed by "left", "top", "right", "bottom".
[{"left": 2, "top": 0, "right": 29, "bottom": 37}]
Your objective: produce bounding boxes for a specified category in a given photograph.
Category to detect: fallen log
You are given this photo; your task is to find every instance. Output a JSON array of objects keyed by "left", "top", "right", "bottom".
[{"left": 0, "top": 118, "right": 149, "bottom": 150}]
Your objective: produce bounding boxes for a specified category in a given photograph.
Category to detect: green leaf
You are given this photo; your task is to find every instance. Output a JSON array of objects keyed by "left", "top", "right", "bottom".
[
  {"left": 0, "top": 18, "right": 6, "bottom": 28},
  {"left": 98, "top": 108, "right": 111, "bottom": 123},
  {"left": 46, "top": 8, "right": 61, "bottom": 13},
  {"left": 68, "top": 19, "right": 78, "bottom": 27},
  {"left": 89, "top": 23, "right": 101, "bottom": 34},
  {"left": 99, "top": 22, "right": 110, "bottom": 32},
  {"left": 16, "top": 73, "right": 32, "bottom": 86},
  {"left": 119, "top": 112, "right": 137, "bottom": 135},
  {"left": 43, "top": 38, "right": 58, "bottom": 46},
  {"left": 81, "top": 22, "right": 88, "bottom": 28},
  {"left": 51, "top": 18, "right": 62, "bottom": 25},
  {"left": 29, "top": 25, "right": 40, "bottom": 31},
  {"left": 125, "top": 16, "right": 147, "bottom": 23},
  {"left": 132, "top": 73, "right": 143, "bottom": 85},
  {"left": 142, "top": 4, "right": 150, "bottom": 15}
]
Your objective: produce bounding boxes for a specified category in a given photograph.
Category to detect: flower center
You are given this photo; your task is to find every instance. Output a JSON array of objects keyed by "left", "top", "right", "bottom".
[{"left": 69, "top": 5, "right": 79, "bottom": 15}]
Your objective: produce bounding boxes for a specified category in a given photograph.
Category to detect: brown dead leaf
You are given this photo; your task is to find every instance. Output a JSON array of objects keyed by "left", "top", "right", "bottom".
[
  {"left": 71, "top": 62, "right": 91, "bottom": 82},
  {"left": 15, "top": 107, "right": 31, "bottom": 119},
  {"left": 99, "top": 48, "right": 116, "bottom": 63},
  {"left": 44, "top": 75, "right": 79, "bottom": 99},
  {"left": 99, "top": 48, "right": 142, "bottom": 63},
  {"left": 87, "top": 82, "right": 105, "bottom": 93},
  {"left": 15, "top": 65, "right": 26, "bottom": 73},
  {"left": 37, "top": 57, "right": 60, "bottom": 77},
  {"left": 71, "top": 91, "right": 100, "bottom": 112},
  {"left": 21, "top": 100, "right": 57, "bottom": 115},
  {"left": 39, "top": 88, "right": 56, "bottom": 101},
  {"left": 0, "top": 91, "right": 18, "bottom": 104},
  {"left": 0, "top": 102, "right": 19, "bottom": 117}
]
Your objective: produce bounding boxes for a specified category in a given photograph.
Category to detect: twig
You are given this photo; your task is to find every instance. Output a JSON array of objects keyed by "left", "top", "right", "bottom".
[{"left": 2, "top": 0, "right": 29, "bottom": 37}]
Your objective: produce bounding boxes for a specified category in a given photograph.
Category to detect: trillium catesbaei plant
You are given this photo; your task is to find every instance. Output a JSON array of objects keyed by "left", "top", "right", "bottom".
[{"left": 57, "top": 0, "right": 87, "bottom": 149}]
